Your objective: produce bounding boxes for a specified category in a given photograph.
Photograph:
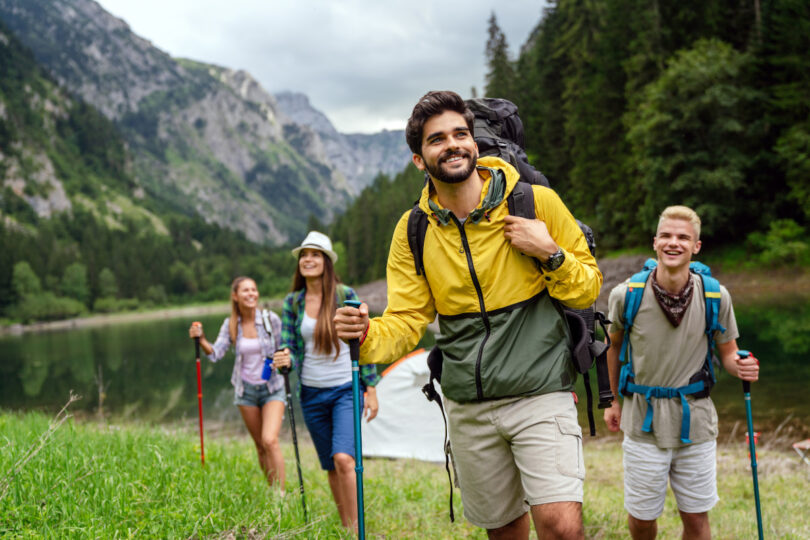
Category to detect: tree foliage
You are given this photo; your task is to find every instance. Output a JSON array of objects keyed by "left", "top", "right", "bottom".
[
  {"left": 485, "top": 13, "right": 516, "bottom": 101},
  {"left": 480, "top": 0, "right": 807, "bottom": 251},
  {"left": 625, "top": 39, "right": 761, "bottom": 240}
]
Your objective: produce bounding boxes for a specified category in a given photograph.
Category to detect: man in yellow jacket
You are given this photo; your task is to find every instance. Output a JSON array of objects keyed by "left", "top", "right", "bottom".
[{"left": 335, "top": 91, "right": 602, "bottom": 539}]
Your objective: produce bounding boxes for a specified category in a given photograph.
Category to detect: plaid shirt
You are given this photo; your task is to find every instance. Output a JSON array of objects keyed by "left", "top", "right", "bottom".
[{"left": 281, "top": 284, "right": 379, "bottom": 388}]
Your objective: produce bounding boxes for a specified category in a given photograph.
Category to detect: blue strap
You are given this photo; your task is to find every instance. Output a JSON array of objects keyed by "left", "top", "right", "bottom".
[
  {"left": 698, "top": 273, "right": 726, "bottom": 382},
  {"left": 619, "top": 259, "right": 657, "bottom": 368},
  {"left": 628, "top": 381, "right": 705, "bottom": 444}
]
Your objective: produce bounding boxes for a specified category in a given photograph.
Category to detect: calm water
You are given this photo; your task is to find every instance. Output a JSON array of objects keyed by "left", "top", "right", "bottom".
[{"left": 0, "top": 299, "right": 808, "bottom": 439}]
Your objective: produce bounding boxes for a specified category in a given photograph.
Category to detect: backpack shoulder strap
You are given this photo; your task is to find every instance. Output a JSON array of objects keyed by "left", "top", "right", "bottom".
[
  {"left": 406, "top": 205, "right": 428, "bottom": 276},
  {"left": 619, "top": 258, "right": 657, "bottom": 364},
  {"left": 690, "top": 262, "right": 726, "bottom": 381},
  {"left": 506, "top": 181, "right": 536, "bottom": 220}
]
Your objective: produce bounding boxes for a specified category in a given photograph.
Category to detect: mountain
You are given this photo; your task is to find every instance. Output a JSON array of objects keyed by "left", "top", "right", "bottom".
[
  {"left": 0, "top": 0, "right": 410, "bottom": 244},
  {"left": 274, "top": 92, "right": 412, "bottom": 194},
  {"left": 0, "top": 17, "right": 166, "bottom": 234}
]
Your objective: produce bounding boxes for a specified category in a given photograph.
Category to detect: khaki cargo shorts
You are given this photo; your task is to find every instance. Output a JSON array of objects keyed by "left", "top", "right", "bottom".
[{"left": 445, "top": 391, "right": 585, "bottom": 529}]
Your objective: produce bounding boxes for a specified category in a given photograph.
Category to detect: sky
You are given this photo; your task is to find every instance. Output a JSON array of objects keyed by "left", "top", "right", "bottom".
[{"left": 95, "top": 0, "right": 546, "bottom": 134}]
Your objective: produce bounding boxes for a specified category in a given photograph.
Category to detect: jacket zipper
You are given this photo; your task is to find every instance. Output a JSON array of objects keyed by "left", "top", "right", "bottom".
[{"left": 452, "top": 216, "right": 490, "bottom": 400}]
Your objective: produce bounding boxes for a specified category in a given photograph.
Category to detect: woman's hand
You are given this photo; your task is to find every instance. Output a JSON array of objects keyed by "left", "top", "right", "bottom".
[
  {"left": 273, "top": 348, "right": 292, "bottom": 370},
  {"left": 189, "top": 322, "right": 204, "bottom": 340},
  {"left": 363, "top": 386, "right": 379, "bottom": 422}
]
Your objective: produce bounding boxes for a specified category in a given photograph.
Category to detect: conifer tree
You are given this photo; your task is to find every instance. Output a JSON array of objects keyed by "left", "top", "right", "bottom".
[{"left": 484, "top": 13, "right": 516, "bottom": 100}]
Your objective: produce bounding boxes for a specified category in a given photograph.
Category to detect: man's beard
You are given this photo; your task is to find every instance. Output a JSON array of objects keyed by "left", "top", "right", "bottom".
[{"left": 425, "top": 149, "right": 478, "bottom": 184}]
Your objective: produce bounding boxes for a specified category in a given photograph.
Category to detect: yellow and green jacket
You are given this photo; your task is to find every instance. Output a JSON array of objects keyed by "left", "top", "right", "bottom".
[{"left": 359, "top": 156, "right": 603, "bottom": 402}]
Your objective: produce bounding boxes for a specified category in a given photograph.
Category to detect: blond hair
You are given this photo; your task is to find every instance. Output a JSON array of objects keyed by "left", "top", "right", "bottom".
[
  {"left": 229, "top": 276, "right": 254, "bottom": 343},
  {"left": 657, "top": 205, "right": 701, "bottom": 239}
]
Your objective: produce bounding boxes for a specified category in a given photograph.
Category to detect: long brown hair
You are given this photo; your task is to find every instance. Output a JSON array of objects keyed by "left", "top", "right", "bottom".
[
  {"left": 229, "top": 276, "right": 254, "bottom": 343},
  {"left": 292, "top": 252, "right": 341, "bottom": 358}
]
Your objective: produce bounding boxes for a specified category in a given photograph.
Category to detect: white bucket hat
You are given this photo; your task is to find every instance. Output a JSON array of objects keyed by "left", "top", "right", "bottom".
[{"left": 291, "top": 231, "right": 338, "bottom": 264}]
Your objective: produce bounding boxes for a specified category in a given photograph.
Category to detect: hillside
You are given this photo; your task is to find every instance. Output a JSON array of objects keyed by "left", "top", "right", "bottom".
[
  {"left": 0, "top": 0, "right": 410, "bottom": 244},
  {"left": 0, "top": 18, "right": 164, "bottom": 235}
]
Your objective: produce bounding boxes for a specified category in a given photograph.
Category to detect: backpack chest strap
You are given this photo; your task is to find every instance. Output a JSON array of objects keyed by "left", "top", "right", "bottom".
[{"left": 625, "top": 380, "right": 707, "bottom": 444}]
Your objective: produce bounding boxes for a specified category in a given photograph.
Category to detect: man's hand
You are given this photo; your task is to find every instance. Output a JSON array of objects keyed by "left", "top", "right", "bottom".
[
  {"left": 334, "top": 302, "right": 370, "bottom": 342},
  {"left": 503, "top": 215, "right": 559, "bottom": 261},
  {"left": 735, "top": 351, "right": 760, "bottom": 382},
  {"left": 603, "top": 400, "right": 622, "bottom": 432}
]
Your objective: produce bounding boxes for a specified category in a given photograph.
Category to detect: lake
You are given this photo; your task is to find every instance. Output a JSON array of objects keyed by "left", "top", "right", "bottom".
[{"left": 1, "top": 298, "right": 808, "bottom": 443}]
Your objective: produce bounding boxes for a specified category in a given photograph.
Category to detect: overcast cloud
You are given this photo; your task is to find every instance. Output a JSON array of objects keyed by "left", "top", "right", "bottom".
[{"left": 95, "top": 0, "right": 545, "bottom": 133}]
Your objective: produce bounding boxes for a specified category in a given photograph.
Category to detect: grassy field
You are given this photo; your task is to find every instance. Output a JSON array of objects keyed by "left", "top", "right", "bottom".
[{"left": 1, "top": 405, "right": 808, "bottom": 539}]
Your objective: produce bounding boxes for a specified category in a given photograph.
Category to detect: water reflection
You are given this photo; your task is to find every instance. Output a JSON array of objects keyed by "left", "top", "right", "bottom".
[
  {"left": 0, "top": 314, "right": 238, "bottom": 423},
  {"left": 0, "top": 297, "right": 807, "bottom": 439}
]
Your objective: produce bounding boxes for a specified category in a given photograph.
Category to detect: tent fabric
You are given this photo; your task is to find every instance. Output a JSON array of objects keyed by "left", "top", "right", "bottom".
[{"left": 362, "top": 348, "right": 447, "bottom": 463}]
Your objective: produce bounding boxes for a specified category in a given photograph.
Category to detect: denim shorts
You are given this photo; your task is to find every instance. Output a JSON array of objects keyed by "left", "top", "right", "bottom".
[
  {"left": 234, "top": 380, "right": 287, "bottom": 408},
  {"left": 300, "top": 381, "right": 363, "bottom": 471}
]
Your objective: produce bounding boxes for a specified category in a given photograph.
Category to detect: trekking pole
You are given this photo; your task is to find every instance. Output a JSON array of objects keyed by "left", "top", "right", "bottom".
[
  {"left": 739, "top": 350, "right": 763, "bottom": 540},
  {"left": 192, "top": 322, "right": 205, "bottom": 467},
  {"left": 344, "top": 299, "right": 366, "bottom": 539},
  {"left": 280, "top": 359, "right": 308, "bottom": 522}
]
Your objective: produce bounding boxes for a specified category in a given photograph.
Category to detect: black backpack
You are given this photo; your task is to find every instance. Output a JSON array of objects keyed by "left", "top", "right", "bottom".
[{"left": 411, "top": 98, "right": 613, "bottom": 435}]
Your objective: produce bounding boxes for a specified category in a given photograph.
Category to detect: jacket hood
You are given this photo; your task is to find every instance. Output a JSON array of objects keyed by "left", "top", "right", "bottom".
[{"left": 417, "top": 156, "right": 521, "bottom": 225}]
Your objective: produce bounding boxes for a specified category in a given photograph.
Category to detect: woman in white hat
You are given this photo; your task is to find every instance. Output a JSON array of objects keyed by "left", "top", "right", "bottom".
[
  {"left": 188, "top": 276, "right": 286, "bottom": 489},
  {"left": 274, "top": 231, "right": 379, "bottom": 532}
]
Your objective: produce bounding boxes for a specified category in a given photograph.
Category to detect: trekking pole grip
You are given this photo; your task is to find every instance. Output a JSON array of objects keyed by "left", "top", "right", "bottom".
[
  {"left": 277, "top": 349, "right": 292, "bottom": 393},
  {"left": 193, "top": 321, "right": 201, "bottom": 357},
  {"left": 738, "top": 350, "right": 751, "bottom": 393},
  {"left": 343, "top": 300, "right": 363, "bottom": 359}
]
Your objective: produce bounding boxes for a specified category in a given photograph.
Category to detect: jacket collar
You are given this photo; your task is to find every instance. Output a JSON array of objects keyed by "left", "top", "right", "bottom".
[{"left": 419, "top": 156, "right": 518, "bottom": 225}]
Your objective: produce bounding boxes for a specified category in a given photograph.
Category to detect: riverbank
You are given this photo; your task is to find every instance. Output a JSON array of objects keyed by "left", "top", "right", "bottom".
[
  {"left": 0, "top": 298, "right": 284, "bottom": 337},
  {"left": 3, "top": 256, "right": 808, "bottom": 336}
]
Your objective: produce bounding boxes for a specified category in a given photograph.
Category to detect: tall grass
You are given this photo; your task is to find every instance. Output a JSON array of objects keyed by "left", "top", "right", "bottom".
[{"left": 1, "top": 410, "right": 808, "bottom": 538}]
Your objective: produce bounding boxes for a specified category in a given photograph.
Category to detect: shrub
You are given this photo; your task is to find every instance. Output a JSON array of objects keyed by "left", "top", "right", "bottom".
[
  {"left": 92, "top": 297, "right": 140, "bottom": 313},
  {"left": 747, "top": 219, "right": 809, "bottom": 266},
  {"left": 16, "top": 293, "right": 86, "bottom": 322}
]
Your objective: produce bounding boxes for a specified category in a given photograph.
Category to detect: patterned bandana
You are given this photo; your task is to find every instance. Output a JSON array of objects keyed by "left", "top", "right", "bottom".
[{"left": 650, "top": 268, "right": 694, "bottom": 327}]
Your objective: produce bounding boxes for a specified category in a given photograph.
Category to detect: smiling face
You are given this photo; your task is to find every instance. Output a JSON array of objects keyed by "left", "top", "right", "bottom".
[
  {"left": 231, "top": 278, "right": 259, "bottom": 311},
  {"left": 412, "top": 110, "right": 478, "bottom": 185},
  {"left": 654, "top": 218, "right": 702, "bottom": 271},
  {"left": 298, "top": 248, "right": 325, "bottom": 279}
]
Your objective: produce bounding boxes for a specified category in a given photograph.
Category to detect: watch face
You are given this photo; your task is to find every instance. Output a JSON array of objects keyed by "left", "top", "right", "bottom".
[{"left": 546, "top": 249, "right": 565, "bottom": 271}]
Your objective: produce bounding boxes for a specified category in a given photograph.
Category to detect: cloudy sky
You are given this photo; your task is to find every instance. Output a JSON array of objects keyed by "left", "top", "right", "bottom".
[{"left": 95, "top": 0, "right": 546, "bottom": 134}]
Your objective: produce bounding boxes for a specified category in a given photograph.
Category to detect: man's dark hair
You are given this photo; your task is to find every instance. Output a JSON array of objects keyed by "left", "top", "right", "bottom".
[{"left": 405, "top": 91, "right": 475, "bottom": 155}]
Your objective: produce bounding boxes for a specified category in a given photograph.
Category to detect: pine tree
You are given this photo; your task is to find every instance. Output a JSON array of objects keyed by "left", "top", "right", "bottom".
[{"left": 484, "top": 13, "right": 516, "bottom": 100}]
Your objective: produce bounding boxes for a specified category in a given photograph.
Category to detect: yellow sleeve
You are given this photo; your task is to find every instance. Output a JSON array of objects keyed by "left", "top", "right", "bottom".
[
  {"left": 534, "top": 186, "right": 603, "bottom": 309},
  {"left": 359, "top": 211, "right": 437, "bottom": 364}
]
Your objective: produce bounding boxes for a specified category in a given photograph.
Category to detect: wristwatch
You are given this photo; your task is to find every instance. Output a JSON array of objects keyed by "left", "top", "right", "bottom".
[{"left": 542, "top": 248, "right": 565, "bottom": 271}]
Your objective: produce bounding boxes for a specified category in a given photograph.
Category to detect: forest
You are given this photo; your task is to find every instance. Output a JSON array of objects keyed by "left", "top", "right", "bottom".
[
  {"left": 332, "top": 0, "right": 809, "bottom": 284},
  {"left": 2, "top": 1, "right": 809, "bottom": 321}
]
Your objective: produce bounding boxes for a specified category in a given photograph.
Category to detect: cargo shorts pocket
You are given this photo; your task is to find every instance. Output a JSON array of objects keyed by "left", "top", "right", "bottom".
[{"left": 555, "top": 415, "right": 585, "bottom": 479}]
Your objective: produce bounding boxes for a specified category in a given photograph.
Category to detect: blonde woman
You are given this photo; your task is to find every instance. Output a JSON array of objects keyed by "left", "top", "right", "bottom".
[
  {"left": 188, "top": 276, "right": 286, "bottom": 488},
  {"left": 274, "top": 231, "right": 379, "bottom": 531}
]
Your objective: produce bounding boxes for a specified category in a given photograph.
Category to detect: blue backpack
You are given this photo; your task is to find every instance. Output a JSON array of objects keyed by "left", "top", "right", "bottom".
[{"left": 618, "top": 258, "right": 726, "bottom": 444}]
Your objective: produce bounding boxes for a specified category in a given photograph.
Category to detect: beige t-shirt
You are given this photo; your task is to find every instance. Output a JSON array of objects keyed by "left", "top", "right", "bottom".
[{"left": 608, "top": 273, "right": 739, "bottom": 448}]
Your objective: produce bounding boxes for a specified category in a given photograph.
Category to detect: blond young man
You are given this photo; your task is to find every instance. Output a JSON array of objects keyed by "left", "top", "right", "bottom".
[{"left": 603, "top": 206, "right": 759, "bottom": 539}]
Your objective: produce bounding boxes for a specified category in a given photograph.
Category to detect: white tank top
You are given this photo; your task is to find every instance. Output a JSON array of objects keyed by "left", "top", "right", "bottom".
[{"left": 300, "top": 313, "right": 352, "bottom": 388}]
